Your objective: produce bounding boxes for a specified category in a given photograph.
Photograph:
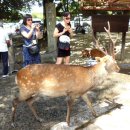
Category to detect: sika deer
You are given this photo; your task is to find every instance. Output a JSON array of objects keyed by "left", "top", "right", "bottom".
[
  {"left": 81, "top": 21, "right": 118, "bottom": 60},
  {"left": 81, "top": 48, "right": 106, "bottom": 58},
  {"left": 11, "top": 55, "right": 120, "bottom": 127}
]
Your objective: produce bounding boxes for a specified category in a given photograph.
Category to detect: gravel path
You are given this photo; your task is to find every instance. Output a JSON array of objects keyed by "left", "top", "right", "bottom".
[
  {"left": 0, "top": 33, "right": 130, "bottom": 130},
  {"left": 0, "top": 72, "right": 96, "bottom": 130},
  {"left": 1, "top": 72, "right": 130, "bottom": 130}
]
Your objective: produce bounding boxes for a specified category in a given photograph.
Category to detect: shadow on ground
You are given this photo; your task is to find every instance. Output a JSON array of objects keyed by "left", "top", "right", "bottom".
[{"left": 0, "top": 32, "right": 130, "bottom": 130}]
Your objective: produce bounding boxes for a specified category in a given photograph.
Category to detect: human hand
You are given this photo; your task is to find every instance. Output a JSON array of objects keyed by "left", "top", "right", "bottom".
[
  {"left": 63, "top": 26, "right": 71, "bottom": 33},
  {"left": 66, "top": 26, "right": 71, "bottom": 31},
  {"left": 31, "top": 24, "right": 36, "bottom": 30},
  {"left": 35, "top": 24, "right": 41, "bottom": 31},
  {"left": 31, "top": 23, "right": 40, "bottom": 30},
  {"left": 66, "top": 26, "right": 72, "bottom": 34}
]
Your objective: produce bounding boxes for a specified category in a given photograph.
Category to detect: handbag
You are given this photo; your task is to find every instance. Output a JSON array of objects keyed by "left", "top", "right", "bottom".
[
  {"left": 58, "top": 35, "right": 70, "bottom": 50},
  {"left": 58, "top": 42, "right": 70, "bottom": 50},
  {"left": 28, "top": 44, "right": 39, "bottom": 55},
  {"left": 28, "top": 34, "right": 40, "bottom": 55}
]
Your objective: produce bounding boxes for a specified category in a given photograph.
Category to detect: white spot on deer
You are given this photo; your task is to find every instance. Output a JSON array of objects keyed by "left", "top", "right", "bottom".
[
  {"left": 42, "top": 79, "right": 57, "bottom": 87},
  {"left": 27, "top": 80, "right": 31, "bottom": 85},
  {"left": 21, "top": 83, "right": 26, "bottom": 87}
]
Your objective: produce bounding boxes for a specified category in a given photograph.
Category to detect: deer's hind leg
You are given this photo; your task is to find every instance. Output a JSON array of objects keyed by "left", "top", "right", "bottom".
[
  {"left": 26, "top": 96, "right": 43, "bottom": 122},
  {"left": 11, "top": 97, "right": 21, "bottom": 127}
]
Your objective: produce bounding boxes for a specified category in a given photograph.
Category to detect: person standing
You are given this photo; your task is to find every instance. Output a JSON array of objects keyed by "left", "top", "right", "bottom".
[
  {"left": 0, "top": 21, "right": 10, "bottom": 78},
  {"left": 20, "top": 14, "right": 41, "bottom": 67},
  {"left": 53, "top": 12, "right": 73, "bottom": 64}
]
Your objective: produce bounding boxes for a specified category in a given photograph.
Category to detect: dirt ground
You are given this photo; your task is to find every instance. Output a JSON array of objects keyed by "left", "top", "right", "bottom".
[{"left": 0, "top": 32, "right": 130, "bottom": 130}]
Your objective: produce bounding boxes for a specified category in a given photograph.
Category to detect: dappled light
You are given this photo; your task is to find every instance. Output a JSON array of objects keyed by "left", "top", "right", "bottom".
[{"left": 0, "top": 31, "right": 130, "bottom": 129}]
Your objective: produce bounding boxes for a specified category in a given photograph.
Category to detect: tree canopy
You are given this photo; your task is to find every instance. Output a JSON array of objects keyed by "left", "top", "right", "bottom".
[
  {"left": 0, "top": 0, "right": 81, "bottom": 21},
  {"left": 0, "top": 0, "right": 43, "bottom": 21},
  {"left": 1, "top": 0, "right": 129, "bottom": 21},
  {"left": 55, "top": 0, "right": 79, "bottom": 17},
  {"left": 1, "top": 0, "right": 26, "bottom": 20}
]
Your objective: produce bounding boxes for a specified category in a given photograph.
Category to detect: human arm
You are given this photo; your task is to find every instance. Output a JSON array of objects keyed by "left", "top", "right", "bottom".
[
  {"left": 66, "top": 25, "right": 73, "bottom": 37},
  {"left": 21, "top": 24, "right": 36, "bottom": 39},
  {"left": 35, "top": 24, "right": 41, "bottom": 39},
  {"left": 53, "top": 27, "right": 68, "bottom": 38},
  {"left": 5, "top": 31, "right": 11, "bottom": 46}
]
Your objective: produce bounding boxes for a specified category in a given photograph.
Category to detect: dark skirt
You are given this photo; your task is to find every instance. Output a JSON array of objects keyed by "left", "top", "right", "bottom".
[
  {"left": 22, "top": 46, "right": 41, "bottom": 67},
  {"left": 57, "top": 48, "right": 70, "bottom": 57}
]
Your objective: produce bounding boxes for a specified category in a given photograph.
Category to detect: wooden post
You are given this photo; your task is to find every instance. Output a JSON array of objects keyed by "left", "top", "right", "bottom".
[
  {"left": 121, "top": 32, "right": 126, "bottom": 60},
  {"left": 92, "top": 15, "right": 129, "bottom": 60},
  {"left": 93, "top": 31, "right": 97, "bottom": 47},
  {"left": 8, "top": 35, "right": 15, "bottom": 73},
  {"left": 45, "top": 3, "right": 57, "bottom": 53}
]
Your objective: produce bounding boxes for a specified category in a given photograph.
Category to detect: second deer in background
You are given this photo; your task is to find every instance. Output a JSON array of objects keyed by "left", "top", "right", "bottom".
[{"left": 82, "top": 21, "right": 119, "bottom": 59}]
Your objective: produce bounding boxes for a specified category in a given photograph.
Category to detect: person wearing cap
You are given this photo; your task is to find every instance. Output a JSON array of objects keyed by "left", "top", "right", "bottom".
[
  {"left": 53, "top": 12, "right": 73, "bottom": 64},
  {"left": 0, "top": 21, "right": 10, "bottom": 78}
]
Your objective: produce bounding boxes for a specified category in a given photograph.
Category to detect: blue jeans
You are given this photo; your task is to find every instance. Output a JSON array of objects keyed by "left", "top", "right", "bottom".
[
  {"left": 0, "top": 52, "right": 9, "bottom": 75},
  {"left": 22, "top": 46, "right": 41, "bottom": 67}
]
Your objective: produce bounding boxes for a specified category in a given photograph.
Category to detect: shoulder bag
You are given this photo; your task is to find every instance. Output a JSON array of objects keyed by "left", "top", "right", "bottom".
[
  {"left": 28, "top": 34, "right": 40, "bottom": 55},
  {"left": 58, "top": 35, "right": 70, "bottom": 50}
]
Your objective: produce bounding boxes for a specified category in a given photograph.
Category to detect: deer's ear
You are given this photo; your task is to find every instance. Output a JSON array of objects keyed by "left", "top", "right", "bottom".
[{"left": 95, "top": 57, "right": 101, "bottom": 62}]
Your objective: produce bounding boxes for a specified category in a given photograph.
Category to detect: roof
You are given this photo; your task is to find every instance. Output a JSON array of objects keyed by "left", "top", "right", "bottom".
[{"left": 79, "top": 0, "right": 130, "bottom": 10}]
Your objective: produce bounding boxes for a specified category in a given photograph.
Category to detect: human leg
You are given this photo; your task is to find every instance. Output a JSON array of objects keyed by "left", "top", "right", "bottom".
[
  {"left": 1, "top": 52, "right": 9, "bottom": 75},
  {"left": 56, "top": 57, "right": 63, "bottom": 64},
  {"left": 57, "top": 48, "right": 70, "bottom": 64},
  {"left": 64, "top": 56, "right": 70, "bottom": 65}
]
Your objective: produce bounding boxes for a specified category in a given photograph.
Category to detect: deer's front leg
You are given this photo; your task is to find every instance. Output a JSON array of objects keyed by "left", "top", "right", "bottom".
[
  {"left": 81, "top": 93, "right": 97, "bottom": 117},
  {"left": 66, "top": 96, "right": 74, "bottom": 126}
]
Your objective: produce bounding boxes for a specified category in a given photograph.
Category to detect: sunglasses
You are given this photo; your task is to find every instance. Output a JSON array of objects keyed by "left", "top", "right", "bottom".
[
  {"left": 27, "top": 18, "right": 32, "bottom": 21},
  {"left": 65, "top": 17, "right": 71, "bottom": 20}
]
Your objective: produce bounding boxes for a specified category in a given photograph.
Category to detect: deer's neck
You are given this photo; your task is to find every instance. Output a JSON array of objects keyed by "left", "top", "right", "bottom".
[{"left": 88, "top": 63, "right": 108, "bottom": 87}]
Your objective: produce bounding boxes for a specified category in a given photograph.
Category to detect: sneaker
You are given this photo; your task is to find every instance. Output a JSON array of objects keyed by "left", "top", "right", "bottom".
[{"left": 2, "top": 74, "right": 9, "bottom": 78}]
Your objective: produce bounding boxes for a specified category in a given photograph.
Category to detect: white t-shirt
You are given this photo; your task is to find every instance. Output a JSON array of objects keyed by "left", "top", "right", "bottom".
[{"left": 0, "top": 27, "right": 10, "bottom": 52}]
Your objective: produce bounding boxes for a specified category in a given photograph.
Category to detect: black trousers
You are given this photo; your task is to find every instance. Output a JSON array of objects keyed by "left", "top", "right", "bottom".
[{"left": 0, "top": 52, "right": 8, "bottom": 75}]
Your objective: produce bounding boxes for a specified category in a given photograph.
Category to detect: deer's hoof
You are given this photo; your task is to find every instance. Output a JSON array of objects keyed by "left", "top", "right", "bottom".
[
  {"left": 37, "top": 117, "right": 44, "bottom": 122},
  {"left": 94, "top": 114, "right": 98, "bottom": 118},
  {"left": 11, "top": 122, "right": 15, "bottom": 128},
  {"left": 92, "top": 112, "right": 97, "bottom": 117}
]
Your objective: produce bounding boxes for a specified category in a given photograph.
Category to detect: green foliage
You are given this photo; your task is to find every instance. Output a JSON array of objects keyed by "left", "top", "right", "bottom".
[
  {"left": 32, "top": 12, "right": 43, "bottom": 20},
  {"left": 0, "top": 0, "right": 32, "bottom": 21},
  {"left": 0, "top": 0, "right": 43, "bottom": 21},
  {"left": 55, "top": 0, "right": 80, "bottom": 17}
]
